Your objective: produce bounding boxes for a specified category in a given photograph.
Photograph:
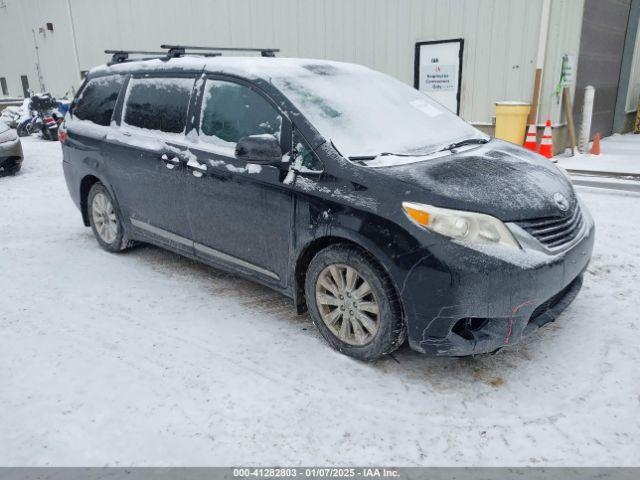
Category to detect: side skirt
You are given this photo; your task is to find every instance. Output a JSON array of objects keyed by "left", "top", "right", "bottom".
[{"left": 129, "top": 217, "right": 286, "bottom": 290}]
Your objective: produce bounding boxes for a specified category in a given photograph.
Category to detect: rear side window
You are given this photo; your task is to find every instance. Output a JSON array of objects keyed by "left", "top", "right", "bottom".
[
  {"left": 200, "top": 80, "right": 282, "bottom": 148},
  {"left": 73, "top": 76, "right": 124, "bottom": 126},
  {"left": 124, "top": 77, "right": 194, "bottom": 134}
]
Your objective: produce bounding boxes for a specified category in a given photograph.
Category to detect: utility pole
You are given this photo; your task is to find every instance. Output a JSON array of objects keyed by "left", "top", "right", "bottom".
[
  {"left": 31, "top": 28, "right": 45, "bottom": 93},
  {"left": 65, "top": 0, "right": 83, "bottom": 90},
  {"left": 528, "top": 0, "right": 552, "bottom": 126}
]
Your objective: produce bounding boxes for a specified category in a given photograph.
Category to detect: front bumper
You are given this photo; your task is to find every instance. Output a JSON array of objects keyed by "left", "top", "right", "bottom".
[{"left": 401, "top": 203, "right": 595, "bottom": 356}]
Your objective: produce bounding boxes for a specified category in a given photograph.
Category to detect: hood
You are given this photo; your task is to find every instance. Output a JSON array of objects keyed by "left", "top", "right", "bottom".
[{"left": 371, "top": 139, "right": 576, "bottom": 222}]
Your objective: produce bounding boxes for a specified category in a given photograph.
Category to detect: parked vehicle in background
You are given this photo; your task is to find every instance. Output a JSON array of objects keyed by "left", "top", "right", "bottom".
[
  {"left": 15, "top": 93, "right": 62, "bottom": 141},
  {"left": 61, "top": 48, "right": 595, "bottom": 361},
  {"left": 0, "top": 98, "right": 31, "bottom": 129},
  {"left": 0, "top": 122, "right": 23, "bottom": 176}
]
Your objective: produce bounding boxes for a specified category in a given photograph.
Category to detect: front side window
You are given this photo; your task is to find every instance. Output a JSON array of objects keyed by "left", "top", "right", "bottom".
[
  {"left": 73, "top": 75, "right": 124, "bottom": 126},
  {"left": 199, "top": 80, "right": 282, "bottom": 152},
  {"left": 124, "top": 77, "right": 194, "bottom": 133}
]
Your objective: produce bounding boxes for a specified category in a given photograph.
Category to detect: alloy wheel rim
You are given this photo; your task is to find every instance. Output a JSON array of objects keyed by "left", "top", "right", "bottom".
[
  {"left": 92, "top": 192, "right": 118, "bottom": 244},
  {"left": 315, "top": 263, "right": 380, "bottom": 346}
]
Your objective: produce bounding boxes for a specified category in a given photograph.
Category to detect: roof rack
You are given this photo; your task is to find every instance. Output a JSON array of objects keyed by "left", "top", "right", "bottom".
[
  {"left": 105, "top": 48, "right": 222, "bottom": 65},
  {"left": 160, "top": 44, "right": 279, "bottom": 57},
  {"left": 105, "top": 44, "right": 279, "bottom": 65},
  {"left": 105, "top": 50, "right": 168, "bottom": 64}
]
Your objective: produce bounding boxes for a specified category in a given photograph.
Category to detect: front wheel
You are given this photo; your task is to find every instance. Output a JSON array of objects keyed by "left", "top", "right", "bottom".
[
  {"left": 87, "top": 183, "right": 133, "bottom": 253},
  {"left": 305, "top": 244, "right": 406, "bottom": 361},
  {"left": 16, "top": 123, "right": 30, "bottom": 137}
]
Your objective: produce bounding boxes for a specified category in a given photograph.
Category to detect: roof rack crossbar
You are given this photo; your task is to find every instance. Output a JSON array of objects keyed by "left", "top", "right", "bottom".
[
  {"left": 160, "top": 44, "right": 279, "bottom": 57},
  {"left": 105, "top": 49, "right": 168, "bottom": 64}
]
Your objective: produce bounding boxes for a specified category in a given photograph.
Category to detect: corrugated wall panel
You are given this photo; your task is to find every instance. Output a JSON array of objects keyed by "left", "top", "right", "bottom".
[
  {"left": 539, "top": 0, "right": 586, "bottom": 125},
  {"left": 64, "top": 0, "right": 547, "bottom": 122},
  {"left": 0, "top": 0, "right": 584, "bottom": 126}
]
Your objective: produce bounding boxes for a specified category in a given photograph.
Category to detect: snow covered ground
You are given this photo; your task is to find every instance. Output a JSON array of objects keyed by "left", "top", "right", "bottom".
[
  {"left": 558, "top": 132, "right": 640, "bottom": 175},
  {"left": 1, "top": 137, "right": 639, "bottom": 466}
]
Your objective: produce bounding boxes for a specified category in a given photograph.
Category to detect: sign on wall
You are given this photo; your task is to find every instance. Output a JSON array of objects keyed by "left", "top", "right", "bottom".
[
  {"left": 560, "top": 54, "right": 577, "bottom": 87},
  {"left": 414, "top": 39, "right": 464, "bottom": 115}
]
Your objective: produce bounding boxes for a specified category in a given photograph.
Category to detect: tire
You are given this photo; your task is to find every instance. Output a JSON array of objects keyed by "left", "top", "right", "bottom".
[
  {"left": 305, "top": 244, "right": 406, "bottom": 361},
  {"left": 16, "top": 123, "right": 29, "bottom": 137},
  {"left": 0, "top": 159, "right": 22, "bottom": 177},
  {"left": 87, "top": 182, "right": 134, "bottom": 253}
]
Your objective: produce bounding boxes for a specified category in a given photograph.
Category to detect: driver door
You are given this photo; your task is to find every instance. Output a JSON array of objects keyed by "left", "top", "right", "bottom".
[{"left": 183, "top": 77, "right": 293, "bottom": 287}]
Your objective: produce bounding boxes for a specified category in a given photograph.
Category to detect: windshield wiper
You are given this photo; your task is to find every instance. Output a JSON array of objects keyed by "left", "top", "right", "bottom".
[
  {"left": 350, "top": 138, "right": 490, "bottom": 164},
  {"left": 436, "top": 137, "right": 489, "bottom": 153}
]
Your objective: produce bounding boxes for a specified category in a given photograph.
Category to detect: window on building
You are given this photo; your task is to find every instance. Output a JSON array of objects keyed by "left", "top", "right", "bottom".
[
  {"left": 20, "top": 75, "right": 29, "bottom": 98},
  {"left": 0, "top": 77, "right": 8, "bottom": 96},
  {"left": 124, "top": 77, "right": 193, "bottom": 133},
  {"left": 73, "top": 75, "right": 124, "bottom": 126},
  {"left": 200, "top": 80, "right": 282, "bottom": 148}
]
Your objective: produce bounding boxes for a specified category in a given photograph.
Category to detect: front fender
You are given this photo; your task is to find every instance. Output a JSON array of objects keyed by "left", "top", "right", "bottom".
[{"left": 290, "top": 192, "right": 450, "bottom": 323}]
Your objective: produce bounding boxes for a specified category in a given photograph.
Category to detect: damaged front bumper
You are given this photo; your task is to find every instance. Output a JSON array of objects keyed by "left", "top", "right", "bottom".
[{"left": 401, "top": 204, "right": 595, "bottom": 356}]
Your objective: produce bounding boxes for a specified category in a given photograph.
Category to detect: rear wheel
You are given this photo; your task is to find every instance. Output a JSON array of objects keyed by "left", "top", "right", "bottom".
[
  {"left": 87, "top": 183, "right": 133, "bottom": 252},
  {"left": 305, "top": 244, "right": 405, "bottom": 361}
]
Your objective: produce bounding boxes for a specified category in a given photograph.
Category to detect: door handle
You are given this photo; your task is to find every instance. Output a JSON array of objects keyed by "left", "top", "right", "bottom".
[{"left": 160, "top": 153, "right": 181, "bottom": 170}]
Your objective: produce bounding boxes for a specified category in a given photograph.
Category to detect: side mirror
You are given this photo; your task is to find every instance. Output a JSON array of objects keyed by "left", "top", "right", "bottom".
[{"left": 235, "top": 134, "right": 282, "bottom": 164}]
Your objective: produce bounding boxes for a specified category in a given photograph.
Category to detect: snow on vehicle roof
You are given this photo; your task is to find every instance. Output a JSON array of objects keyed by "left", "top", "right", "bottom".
[{"left": 89, "top": 56, "right": 368, "bottom": 80}]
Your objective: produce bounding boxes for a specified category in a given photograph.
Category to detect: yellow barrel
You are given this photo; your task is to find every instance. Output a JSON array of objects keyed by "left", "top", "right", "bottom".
[{"left": 495, "top": 102, "right": 531, "bottom": 145}]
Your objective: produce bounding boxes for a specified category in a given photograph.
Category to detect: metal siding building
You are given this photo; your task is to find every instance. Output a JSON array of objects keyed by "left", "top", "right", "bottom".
[{"left": 0, "top": 0, "right": 636, "bottom": 132}]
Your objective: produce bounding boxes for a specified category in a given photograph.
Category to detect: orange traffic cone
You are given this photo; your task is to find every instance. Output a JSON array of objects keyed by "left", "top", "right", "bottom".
[
  {"left": 524, "top": 124, "right": 537, "bottom": 151},
  {"left": 538, "top": 120, "right": 554, "bottom": 160},
  {"left": 590, "top": 133, "right": 601, "bottom": 155}
]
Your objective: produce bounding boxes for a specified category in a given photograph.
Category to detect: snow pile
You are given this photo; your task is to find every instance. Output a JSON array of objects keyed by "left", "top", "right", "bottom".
[{"left": 558, "top": 133, "right": 640, "bottom": 175}]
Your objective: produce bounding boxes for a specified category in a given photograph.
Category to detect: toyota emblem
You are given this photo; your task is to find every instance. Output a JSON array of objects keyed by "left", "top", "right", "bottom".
[{"left": 553, "top": 192, "right": 570, "bottom": 212}]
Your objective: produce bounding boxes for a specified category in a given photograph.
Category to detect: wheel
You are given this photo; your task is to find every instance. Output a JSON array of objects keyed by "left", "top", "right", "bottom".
[
  {"left": 0, "top": 159, "right": 22, "bottom": 177},
  {"left": 87, "top": 183, "right": 134, "bottom": 252},
  {"left": 16, "top": 123, "right": 29, "bottom": 137},
  {"left": 305, "top": 244, "right": 406, "bottom": 361}
]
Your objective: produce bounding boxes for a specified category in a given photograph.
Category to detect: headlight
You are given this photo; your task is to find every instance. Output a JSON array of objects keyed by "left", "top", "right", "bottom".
[{"left": 402, "top": 202, "right": 520, "bottom": 248}]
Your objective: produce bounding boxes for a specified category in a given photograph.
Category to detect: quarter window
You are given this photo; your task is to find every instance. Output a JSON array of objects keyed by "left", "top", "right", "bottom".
[
  {"left": 73, "top": 76, "right": 124, "bottom": 126},
  {"left": 124, "top": 77, "right": 193, "bottom": 133},
  {"left": 200, "top": 80, "right": 282, "bottom": 149},
  {"left": 293, "top": 133, "right": 323, "bottom": 172}
]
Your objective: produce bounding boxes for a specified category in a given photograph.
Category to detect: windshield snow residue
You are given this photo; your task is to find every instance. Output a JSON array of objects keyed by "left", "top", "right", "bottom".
[{"left": 272, "top": 63, "right": 482, "bottom": 159}]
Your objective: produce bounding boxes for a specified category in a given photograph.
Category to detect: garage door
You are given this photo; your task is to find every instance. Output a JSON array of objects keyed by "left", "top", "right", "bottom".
[{"left": 573, "top": 0, "right": 631, "bottom": 138}]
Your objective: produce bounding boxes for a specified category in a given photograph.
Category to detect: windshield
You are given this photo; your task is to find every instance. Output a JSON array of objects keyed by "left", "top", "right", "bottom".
[{"left": 272, "top": 62, "right": 485, "bottom": 159}]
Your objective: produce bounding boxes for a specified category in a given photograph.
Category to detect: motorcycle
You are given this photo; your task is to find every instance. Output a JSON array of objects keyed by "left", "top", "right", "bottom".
[{"left": 16, "top": 93, "right": 62, "bottom": 141}]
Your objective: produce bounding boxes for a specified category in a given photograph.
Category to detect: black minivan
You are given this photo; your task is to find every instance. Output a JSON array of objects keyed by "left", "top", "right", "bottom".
[{"left": 61, "top": 52, "right": 594, "bottom": 361}]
